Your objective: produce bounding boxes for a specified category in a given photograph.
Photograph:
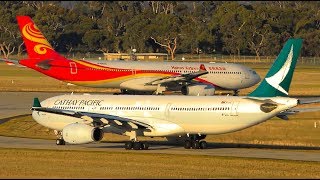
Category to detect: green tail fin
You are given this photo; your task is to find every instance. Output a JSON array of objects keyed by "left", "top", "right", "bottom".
[
  {"left": 248, "top": 38, "right": 303, "bottom": 97},
  {"left": 33, "top": 98, "right": 41, "bottom": 107}
]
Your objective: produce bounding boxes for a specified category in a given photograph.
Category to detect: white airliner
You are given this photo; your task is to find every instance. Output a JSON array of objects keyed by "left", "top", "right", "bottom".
[
  {"left": 1, "top": 15, "right": 261, "bottom": 96},
  {"left": 31, "top": 38, "right": 320, "bottom": 150}
]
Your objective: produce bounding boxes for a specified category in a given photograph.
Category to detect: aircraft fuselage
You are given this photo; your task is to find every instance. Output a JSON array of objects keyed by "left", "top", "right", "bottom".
[{"left": 32, "top": 94, "right": 298, "bottom": 137}]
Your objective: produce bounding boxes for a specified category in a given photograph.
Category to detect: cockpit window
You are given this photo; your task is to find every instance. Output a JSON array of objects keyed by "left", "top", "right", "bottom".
[{"left": 249, "top": 70, "right": 257, "bottom": 75}]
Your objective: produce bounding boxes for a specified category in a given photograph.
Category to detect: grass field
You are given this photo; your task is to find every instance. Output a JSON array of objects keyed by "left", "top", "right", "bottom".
[{"left": 0, "top": 148, "right": 319, "bottom": 178}]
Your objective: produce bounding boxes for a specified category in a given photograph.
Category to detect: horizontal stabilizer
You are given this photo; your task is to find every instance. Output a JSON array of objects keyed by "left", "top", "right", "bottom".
[
  {"left": 276, "top": 114, "right": 289, "bottom": 120},
  {"left": 298, "top": 97, "right": 320, "bottom": 104},
  {"left": 277, "top": 106, "right": 320, "bottom": 119},
  {"left": 0, "top": 58, "right": 25, "bottom": 67}
]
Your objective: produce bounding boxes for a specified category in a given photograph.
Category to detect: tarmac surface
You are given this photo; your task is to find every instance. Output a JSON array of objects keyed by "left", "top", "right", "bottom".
[
  {"left": 0, "top": 91, "right": 319, "bottom": 162},
  {"left": 0, "top": 91, "right": 65, "bottom": 119},
  {"left": 0, "top": 136, "right": 319, "bottom": 162}
]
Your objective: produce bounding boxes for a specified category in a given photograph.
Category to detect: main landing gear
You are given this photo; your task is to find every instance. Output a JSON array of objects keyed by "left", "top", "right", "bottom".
[
  {"left": 184, "top": 134, "right": 207, "bottom": 149},
  {"left": 124, "top": 141, "right": 149, "bottom": 150},
  {"left": 124, "top": 130, "right": 149, "bottom": 150}
]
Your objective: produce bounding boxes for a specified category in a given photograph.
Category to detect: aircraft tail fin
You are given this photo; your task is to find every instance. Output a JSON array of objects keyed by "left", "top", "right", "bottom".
[
  {"left": 16, "top": 16, "right": 65, "bottom": 60},
  {"left": 248, "top": 38, "right": 303, "bottom": 97}
]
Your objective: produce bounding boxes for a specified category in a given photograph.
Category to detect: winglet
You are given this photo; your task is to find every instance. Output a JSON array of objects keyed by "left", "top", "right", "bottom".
[{"left": 33, "top": 97, "right": 41, "bottom": 107}]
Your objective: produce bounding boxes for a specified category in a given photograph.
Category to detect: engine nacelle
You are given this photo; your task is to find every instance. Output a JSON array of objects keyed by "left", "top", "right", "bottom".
[
  {"left": 62, "top": 123, "right": 103, "bottom": 144},
  {"left": 181, "top": 84, "right": 215, "bottom": 96}
]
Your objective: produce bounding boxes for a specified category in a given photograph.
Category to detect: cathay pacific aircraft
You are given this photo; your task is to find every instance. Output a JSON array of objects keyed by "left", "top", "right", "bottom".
[
  {"left": 31, "top": 38, "right": 319, "bottom": 150},
  {"left": 1, "top": 16, "right": 260, "bottom": 95}
]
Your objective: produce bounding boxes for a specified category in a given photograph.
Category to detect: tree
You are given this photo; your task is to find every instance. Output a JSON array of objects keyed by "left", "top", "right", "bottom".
[
  {"left": 33, "top": 3, "right": 69, "bottom": 50},
  {"left": 150, "top": 36, "right": 177, "bottom": 60},
  {"left": 147, "top": 13, "right": 181, "bottom": 60},
  {"left": 211, "top": 2, "right": 250, "bottom": 56},
  {"left": 122, "top": 12, "right": 153, "bottom": 53},
  {"left": 0, "top": 1, "right": 25, "bottom": 58}
]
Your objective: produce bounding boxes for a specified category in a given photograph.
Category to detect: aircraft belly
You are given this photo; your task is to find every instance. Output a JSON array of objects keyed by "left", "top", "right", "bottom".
[
  {"left": 206, "top": 75, "right": 241, "bottom": 90},
  {"left": 69, "top": 75, "right": 160, "bottom": 89},
  {"left": 71, "top": 79, "right": 126, "bottom": 88},
  {"left": 169, "top": 111, "right": 271, "bottom": 135}
]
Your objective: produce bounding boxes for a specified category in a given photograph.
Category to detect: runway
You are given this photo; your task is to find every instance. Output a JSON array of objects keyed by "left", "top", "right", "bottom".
[
  {"left": 0, "top": 136, "right": 319, "bottom": 162},
  {"left": 0, "top": 91, "right": 319, "bottom": 162}
]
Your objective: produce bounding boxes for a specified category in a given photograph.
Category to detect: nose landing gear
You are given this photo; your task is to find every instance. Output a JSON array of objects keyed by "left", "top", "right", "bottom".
[{"left": 54, "top": 130, "right": 65, "bottom": 145}]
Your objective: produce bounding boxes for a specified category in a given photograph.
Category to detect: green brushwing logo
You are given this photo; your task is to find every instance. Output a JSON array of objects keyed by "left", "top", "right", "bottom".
[
  {"left": 248, "top": 38, "right": 302, "bottom": 97},
  {"left": 265, "top": 45, "right": 293, "bottom": 95}
]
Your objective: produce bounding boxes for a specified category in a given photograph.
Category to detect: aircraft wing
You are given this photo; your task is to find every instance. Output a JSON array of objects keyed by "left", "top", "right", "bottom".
[
  {"left": 145, "top": 64, "right": 208, "bottom": 85},
  {"left": 0, "top": 58, "right": 25, "bottom": 67},
  {"left": 31, "top": 106, "right": 153, "bottom": 130}
]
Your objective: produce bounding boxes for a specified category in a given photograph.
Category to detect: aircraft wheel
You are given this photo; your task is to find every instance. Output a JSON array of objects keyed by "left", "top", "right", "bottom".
[
  {"left": 133, "top": 142, "right": 142, "bottom": 150},
  {"left": 233, "top": 90, "right": 239, "bottom": 96},
  {"left": 141, "top": 142, "right": 149, "bottom": 150},
  {"left": 200, "top": 141, "right": 207, "bottom": 149},
  {"left": 56, "top": 139, "right": 65, "bottom": 145},
  {"left": 192, "top": 141, "right": 200, "bottom": 149},
  {"left": 184, "top": 140, "right": 191, "bottom": 149},
  {"left": 125, "top": 141, "right": 133, "bottom": 150}
]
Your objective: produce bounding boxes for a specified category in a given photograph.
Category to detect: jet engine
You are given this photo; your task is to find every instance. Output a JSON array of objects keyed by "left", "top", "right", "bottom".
[
  {"left": 181, "top": 84, "right": 215, "bottom": 96},
  {"left": 62, "top": 123, "right": 103, "bottom": 144}
]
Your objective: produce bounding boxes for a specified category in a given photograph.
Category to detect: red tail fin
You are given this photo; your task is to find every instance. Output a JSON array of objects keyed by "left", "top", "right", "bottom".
[{"left": 16, "top": 16, "right": 65, "bottom": 60}]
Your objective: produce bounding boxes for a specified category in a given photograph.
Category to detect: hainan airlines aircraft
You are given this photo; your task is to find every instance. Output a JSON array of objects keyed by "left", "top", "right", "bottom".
[
  {"left": 0, "top": 16, "right": 260, "bottom": 95},
  {"left": 30, "top": 38, "right": 320, "bottom": 150}
]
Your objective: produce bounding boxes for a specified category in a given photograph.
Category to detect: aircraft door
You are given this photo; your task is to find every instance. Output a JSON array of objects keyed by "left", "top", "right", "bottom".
[
  {"left": 230, "top": 101, "right": 239, "bottom": 116},
  {"left": 70, "top": 62, "right": 77, "bottom": 74},
  {"left": 132, "top": 69, "right": 136, "bottom": 76},
  {"left": 244, "top": 71, "right": 249, "bottom": 79},
  {"left": 165, "top": 103, "right": 172, "bottom": 120}
]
